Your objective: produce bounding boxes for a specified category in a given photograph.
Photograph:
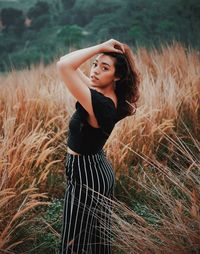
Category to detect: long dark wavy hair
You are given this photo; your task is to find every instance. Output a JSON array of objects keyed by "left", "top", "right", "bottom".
[{"left": 102, "top": 45, "right": 142, "bottom": 121}]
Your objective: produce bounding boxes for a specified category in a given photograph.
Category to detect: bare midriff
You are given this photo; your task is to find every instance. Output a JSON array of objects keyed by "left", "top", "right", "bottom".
[{"left": 67, "top": 147, "right": 81, "bottom": 155}]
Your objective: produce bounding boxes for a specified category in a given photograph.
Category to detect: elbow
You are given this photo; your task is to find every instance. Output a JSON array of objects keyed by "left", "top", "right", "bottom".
[
  {"left": 57, "top": 60, "right": 63, "bottom": 70},
  {"left": 56, "top": 61, "right": 67, "bottom": 77},
  {"left": 56, "top": 61, "right": 68, "bottom": 73},
  {"left": 57, "top": 60, "right": 67, "bottom": 69}
]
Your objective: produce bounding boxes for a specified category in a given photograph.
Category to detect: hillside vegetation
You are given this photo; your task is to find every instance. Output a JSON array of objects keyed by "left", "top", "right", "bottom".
[{"left": 0, "top": 0, "right": 200, "bottom": 72}]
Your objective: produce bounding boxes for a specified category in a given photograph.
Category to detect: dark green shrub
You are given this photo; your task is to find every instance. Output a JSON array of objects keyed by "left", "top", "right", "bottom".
[{"left": 28, "top": 197, "right": 64, "bottom": 254}]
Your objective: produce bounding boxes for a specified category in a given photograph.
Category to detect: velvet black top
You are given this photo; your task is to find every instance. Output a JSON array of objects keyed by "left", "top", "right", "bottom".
[{"left": 67, "top": 88, "right": 118, "bottom": 155}]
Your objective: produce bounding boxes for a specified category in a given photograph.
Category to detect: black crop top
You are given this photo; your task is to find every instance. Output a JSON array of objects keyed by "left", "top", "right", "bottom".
[{"left": 67, "top": 88, "right": 118, "bottom": 155}]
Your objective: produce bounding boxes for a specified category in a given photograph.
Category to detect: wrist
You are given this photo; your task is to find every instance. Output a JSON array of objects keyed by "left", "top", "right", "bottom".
[{"left": 94, "top": 44, "right": 102, "bottom": 54}]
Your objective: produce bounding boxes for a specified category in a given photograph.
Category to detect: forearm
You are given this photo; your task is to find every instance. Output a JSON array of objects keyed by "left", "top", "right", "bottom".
[
  {"left": 57, "top": 44, "right": 101, "bottom": 70},
  {"left": 59, "top": 51, "right": 85, "bottom": 74}
]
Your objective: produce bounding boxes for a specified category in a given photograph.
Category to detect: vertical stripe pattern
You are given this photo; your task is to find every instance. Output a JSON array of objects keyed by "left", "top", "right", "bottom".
[{"left": 58, "top": 149, "right": 116, "bottom": 254}]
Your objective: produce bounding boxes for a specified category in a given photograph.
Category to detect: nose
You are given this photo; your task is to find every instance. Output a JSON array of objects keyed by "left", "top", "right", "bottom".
[
  {"left": 94, "top": 70, "right": 99, "bottom": 76},
  {"left": 93, "top": 65, "right": 100, "bottom": 75},
  {"left": 94, "top": 68, "right": 100, "bottom": 75}
]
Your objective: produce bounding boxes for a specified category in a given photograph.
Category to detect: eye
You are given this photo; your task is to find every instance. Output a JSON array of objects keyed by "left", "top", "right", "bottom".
[{"left": 92, "top": 62, "right": 109, "bottom": 71}]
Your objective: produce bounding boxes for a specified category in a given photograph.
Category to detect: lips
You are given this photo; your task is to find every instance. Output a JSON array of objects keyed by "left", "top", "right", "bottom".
[{"left": 91, "top": 75, "right": 99, "bottom": 80}]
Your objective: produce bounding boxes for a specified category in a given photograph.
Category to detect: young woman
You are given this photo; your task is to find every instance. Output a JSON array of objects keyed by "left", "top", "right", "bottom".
[{"left": 57, "top": 39, "right": 141, "bottom": 254}]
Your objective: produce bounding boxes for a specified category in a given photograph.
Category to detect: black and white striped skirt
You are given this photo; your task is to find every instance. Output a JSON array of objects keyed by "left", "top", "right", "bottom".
[{"left": 58, "top": 149, "right": 116, "bottom": 254}]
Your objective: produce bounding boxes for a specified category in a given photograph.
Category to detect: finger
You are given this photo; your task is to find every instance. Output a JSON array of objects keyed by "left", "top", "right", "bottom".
[
  {"left": 121, "top": 44, "right": 125, "bottom": 53},
  {"left": 114, "top": 43, "right": 124, "bottom": 54},
  {"left": 118, "top": 43, "right": 125, "bottom": 53},
  {"left": 114, "top": 48, "right": 124, "bottom": 54}
]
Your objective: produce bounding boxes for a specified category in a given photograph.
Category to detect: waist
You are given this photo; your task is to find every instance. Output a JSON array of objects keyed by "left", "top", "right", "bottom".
[
  {"left": 67, "top": 147, "right": 81, "bottom": 155},
  {"left": 67, "top": 146, "right": 106, "bottom": 157},
  {"left": 67, "top": 131, "right": 108, "bottom": 155}
]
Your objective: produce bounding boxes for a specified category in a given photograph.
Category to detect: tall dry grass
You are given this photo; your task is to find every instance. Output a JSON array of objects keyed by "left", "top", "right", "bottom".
[
  {"left": 0, "top": 41, "right": 199, "bottom": 253},
  {"left": 0, "top": 63, "right": 70, "bottom": 253},
  {"left": 104, "top": 42, "right": 200, "bottom": 253}
]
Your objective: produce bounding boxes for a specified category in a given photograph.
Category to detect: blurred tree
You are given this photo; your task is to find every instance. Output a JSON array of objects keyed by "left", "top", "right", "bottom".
[
  {"left": 61, "top": 0, "right": 76, "bottom": 9},
  {"left": 156, "top": 20, "right": 176, "bottom": 40},
  {"left": 175, "top": 0, "right": 200, "bottom": 46},
  {"left": 1, "top": 8, "right": 23, "bottom": 27},
  {"left": 57, "top": 24, "right": 84, "bottom": 47},
  {"left": 26, "top": 1, "right": 51, "bottom": 30},
  {"left": 0, "top": 8, "right": 25, "bottom": 36},
  {"left": 128, "top": 24, "right": 145, "bottom": 45},
  {"left": 58, "top": 9, "right": 73, "bottom": 25},
  {"left": 30, "top": 14, "right": 51, "bottom": 30},
  {"left": 0, "top": 32, "right": 17, "bottom": 53},
  {"left": 27, "top": 1, "right": 50, "bottom": 19},
  {"left": 1, "top": 0, "right": 200, "bottom": 73},
  {"left": 71, "top": 0, "right": 123, "bottom": 26}
]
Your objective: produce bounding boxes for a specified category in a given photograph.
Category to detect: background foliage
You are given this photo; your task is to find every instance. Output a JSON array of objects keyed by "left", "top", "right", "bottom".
[{"left": 0, "top": 0, "right": 200, "bottom": 72}]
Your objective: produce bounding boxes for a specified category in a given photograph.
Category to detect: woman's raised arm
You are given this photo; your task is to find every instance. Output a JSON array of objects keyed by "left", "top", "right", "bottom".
[
  {"left": 57, "top": 44, "right": 101, "bottom": 115},
  {"left": 57, "top": 39, "right": 124, "bottom": 115}
]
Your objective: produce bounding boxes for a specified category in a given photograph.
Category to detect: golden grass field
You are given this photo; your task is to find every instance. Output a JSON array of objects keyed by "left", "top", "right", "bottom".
[{"left": 0, "top": 41, "right": 200, "bottom": 253}]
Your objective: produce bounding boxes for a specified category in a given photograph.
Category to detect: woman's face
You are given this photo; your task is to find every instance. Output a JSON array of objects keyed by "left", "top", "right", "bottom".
[{"left": 89, "top": 54, "right": 118, "bottom": 88}]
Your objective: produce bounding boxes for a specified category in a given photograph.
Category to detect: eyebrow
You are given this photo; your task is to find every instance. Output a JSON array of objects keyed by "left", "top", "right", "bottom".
[{"left": 94, "top": 59, "right": 111, "bottom": 67}]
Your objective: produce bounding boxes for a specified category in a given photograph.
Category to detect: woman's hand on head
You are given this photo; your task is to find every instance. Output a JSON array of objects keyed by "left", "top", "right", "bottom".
[{"left": 99, "top": 39, "right": 125, "bottom": 54}]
